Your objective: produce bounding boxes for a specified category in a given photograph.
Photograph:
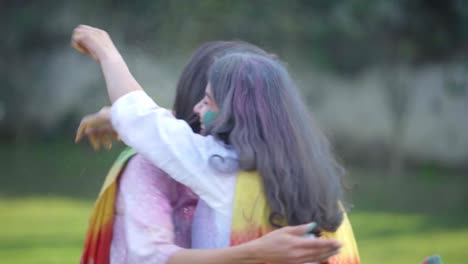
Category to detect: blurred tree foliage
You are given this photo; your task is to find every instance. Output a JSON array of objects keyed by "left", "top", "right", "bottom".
[{"left": 1, "top": 0, "right": 467, "bottom": 138}]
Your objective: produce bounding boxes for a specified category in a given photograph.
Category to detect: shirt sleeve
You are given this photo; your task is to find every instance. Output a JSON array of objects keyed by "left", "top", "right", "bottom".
[{"left": 111, "top": 90, "right": 237, "bottom": 215}]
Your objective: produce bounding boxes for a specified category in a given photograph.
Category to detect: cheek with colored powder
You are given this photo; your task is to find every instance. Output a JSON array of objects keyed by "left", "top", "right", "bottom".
[{"left": 202, "top": 110, "right": 218, "bottom": 128}]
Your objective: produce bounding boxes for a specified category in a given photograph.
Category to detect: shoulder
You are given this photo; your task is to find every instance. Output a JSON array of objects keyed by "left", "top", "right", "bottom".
[
  {"left": 125, "top": 153, "right": 166, "bottom": 175},
  {"left": 121, "top": 154, "right": 176, "bottom": 190}
]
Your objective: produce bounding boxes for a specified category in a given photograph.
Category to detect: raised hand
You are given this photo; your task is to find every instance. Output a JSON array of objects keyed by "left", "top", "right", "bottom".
[{"left": 71, "top": 25, "right": 121, "bottom": 62}]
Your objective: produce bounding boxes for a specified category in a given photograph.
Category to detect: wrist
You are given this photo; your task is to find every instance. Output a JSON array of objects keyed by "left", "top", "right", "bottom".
[
  {"left": 99, "top": 49, "right": 123, "bottom": 64},
  {"left": 98, "top": 52, "right": 127, "bottom": 74},
  {"left": 239, "top": 239, "right": 264, "bottom": 263}
]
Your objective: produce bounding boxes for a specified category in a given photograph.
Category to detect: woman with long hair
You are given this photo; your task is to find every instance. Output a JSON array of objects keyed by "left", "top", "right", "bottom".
[{"left": 72, "top": 25, "right": 359, "bottom": 264}]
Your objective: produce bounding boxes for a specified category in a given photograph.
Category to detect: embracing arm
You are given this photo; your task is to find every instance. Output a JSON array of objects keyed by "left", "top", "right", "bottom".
[
  {"left": 168, "top": 226, "right": 341, "bottom": 264},
  {"left": 119, "top": 154, "right": 340, "bottom": 264},
  {"left": 167, "top": 244, "right": 257, "bottom": 264}
]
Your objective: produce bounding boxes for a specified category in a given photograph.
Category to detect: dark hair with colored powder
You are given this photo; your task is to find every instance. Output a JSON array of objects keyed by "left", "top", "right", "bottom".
[
  {"left": 172, "top": 41, "right": 270, "bottom": 133},
  {"left": 206, "top": 53, "right": 346, "bottom": 232}
]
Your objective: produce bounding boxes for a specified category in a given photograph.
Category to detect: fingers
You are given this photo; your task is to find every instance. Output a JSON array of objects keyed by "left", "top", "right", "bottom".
[
  {"left": 71, "top": 26, "right": 89, "bottom": 53},
  {"left": 76, "top": 106, "right": 118, "bottom": 151},
  {"left": 316, "top": 249, "right": 340, "bottom": 262},
  {"left": 71, "top": 40, "right": 88, "bottom": 54},
  {"left": 77, "top": 126, "right": 115, "bottom": 151},
  {"left": 111, "top": 131, "right": 120, "bottom": 141},
  {"left": 73, "top": 24, "right": 101, "bottom": 35},
  {"left": 299, "top": 248, "right": 340, "bottom": 263},
  {"left": 77, "top": 24, "right": 95, "bottom": 30},
  {"left": 81, "top": 127, "right": 116, "bottom": 151},
  {"left": 75, "top": 115, "right": 98, "bottom": 143},
  {"left": 75, "top": 107, "right": 117, "bottom": 150},
  {"left": 70, "top": 25, "right": 101, "bottom": 61},
  {"left": 101, "top": 132, "right": 113, "bottom": 150},
  {"left": 285, "top": 222, "right": 317, "bottom": 236},
  {"left": 292, "top": 237, "right": 341, "bottom": 262},
  {"left": 75, "top": 119, "right": 88, "bottom": 143},
  {"left": 88, "top": 133, "right": 100, "bottom": 151},
  {"left": 71, "top": 37, "right": 98, "bottom": 61},
  {"left": 282, "top": 245, "right": 339, "bottom": 264},
  {"left": 292, "top": 240, "right": 340, "bottom": 264},
  {"left": 301, "top": 238, "right": 342, "bottom": 250},
  {"left": 71, "top": 34, "right": 95, "bottom": 60},
  {"left": 75, "top": 109, "right": 107, "bottom": 143}
]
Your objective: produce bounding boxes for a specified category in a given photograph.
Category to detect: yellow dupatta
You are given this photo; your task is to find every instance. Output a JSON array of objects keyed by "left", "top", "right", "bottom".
[{"left": 230, "top": 171, "right": 361, "bottom": 264}]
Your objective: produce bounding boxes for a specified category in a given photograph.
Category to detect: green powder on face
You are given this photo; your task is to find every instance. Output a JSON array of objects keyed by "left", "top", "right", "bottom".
[{"left": 202, "top": 109, "right": 218, "bottom": 128}]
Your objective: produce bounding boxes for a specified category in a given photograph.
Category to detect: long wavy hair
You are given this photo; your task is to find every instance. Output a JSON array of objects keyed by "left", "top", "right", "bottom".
[
  {"left": 206, "top": 53, "right": 346, "bottom": 232},
  {"left": 172, "top": 41, "right": 270, "bottom": 133}
]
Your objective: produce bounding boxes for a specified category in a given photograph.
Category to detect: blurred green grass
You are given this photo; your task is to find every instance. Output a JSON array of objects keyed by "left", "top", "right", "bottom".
[
  {"left": 1, "top": 197, "right": 467, "bottom": 263},
  {"left": 0, "top": 139, "right": 467, "bottom": 263},
  {"left": 0, "top": 197, "right": 90, "bottom": 264}
]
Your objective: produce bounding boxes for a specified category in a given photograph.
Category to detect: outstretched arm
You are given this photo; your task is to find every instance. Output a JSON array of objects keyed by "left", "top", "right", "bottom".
[
  {"left": 72, "top": 24, "right": 236, "bottom": 214},
  {"left": 71, "top": 25, "right": 141, "bottom": 103}
]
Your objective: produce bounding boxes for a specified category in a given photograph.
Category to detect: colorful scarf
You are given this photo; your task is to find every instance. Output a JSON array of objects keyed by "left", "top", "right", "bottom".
[
  {"left": 80, "top": 148, "right": 137, "bottom": 264},
  {"left": 230, "top": 171, "right": 361, "bottom": 264}
]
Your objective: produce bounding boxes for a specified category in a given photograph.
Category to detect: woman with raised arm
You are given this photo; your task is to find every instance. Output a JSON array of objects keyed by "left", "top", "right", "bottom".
[{"left": 74, "top": 24, "right": 358, "bottom": 263}]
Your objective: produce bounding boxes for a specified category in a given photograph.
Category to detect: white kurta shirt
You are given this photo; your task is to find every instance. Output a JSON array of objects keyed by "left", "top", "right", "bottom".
[{"left": 111, "top": 90, "right": 238, "bottom": 248}]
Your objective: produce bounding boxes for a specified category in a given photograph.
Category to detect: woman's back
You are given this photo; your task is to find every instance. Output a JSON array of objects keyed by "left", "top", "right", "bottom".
[{"left": 206, "top": 53, "right": 346, "bottom": 231}]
